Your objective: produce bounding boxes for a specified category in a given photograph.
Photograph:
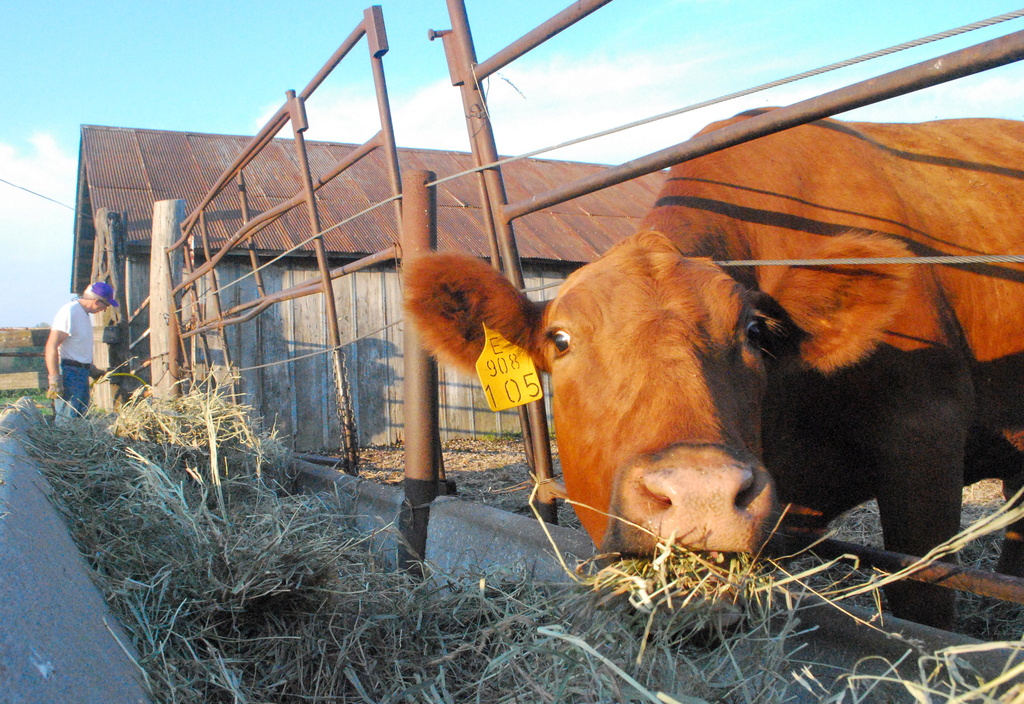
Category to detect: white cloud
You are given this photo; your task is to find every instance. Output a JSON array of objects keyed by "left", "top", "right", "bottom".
[
  {"left": 0, "top": 134, "right": 78, "bottom": 327},
  {"left": 845, "top": 70, "right": 1024, "bottom": 123},
  {"left": 458, "top": 52, "right": 719, "bottom": 164},
  {"left": 254, "top": 82, "right": 473, "bottom": 158},
  {"left": 299, "top": 51, "right": 726, "bottom": 166}
]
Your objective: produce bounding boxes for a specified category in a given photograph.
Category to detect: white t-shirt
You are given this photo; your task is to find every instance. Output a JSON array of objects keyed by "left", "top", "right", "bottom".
[{"left": 51, "top": 300, "right": 94, "bottom": 364}]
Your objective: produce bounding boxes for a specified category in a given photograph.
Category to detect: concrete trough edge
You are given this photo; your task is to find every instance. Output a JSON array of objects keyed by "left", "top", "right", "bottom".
[{"left": 0, "top": 399, "right": 151, "bottom": 704}]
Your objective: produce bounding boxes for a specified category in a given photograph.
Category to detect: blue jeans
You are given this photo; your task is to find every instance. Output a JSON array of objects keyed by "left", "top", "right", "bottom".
[{"left": 61, "top": 364, "right": 90, "bottom": 417}]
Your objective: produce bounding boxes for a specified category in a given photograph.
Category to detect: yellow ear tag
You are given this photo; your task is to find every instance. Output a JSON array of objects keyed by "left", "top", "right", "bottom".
[{"left": 475, "top": 324, "right": 543, "bottom": 412}]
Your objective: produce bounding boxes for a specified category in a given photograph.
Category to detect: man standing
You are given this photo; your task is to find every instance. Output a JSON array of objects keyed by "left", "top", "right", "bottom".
[{"left": 45, "top": 282, "right": 119, "bottom": 417}]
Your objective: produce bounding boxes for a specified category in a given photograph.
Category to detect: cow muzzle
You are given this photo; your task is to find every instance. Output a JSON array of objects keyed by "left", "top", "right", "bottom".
[{"left": 602, "top": 444, "right": 776, "bottom": 556}]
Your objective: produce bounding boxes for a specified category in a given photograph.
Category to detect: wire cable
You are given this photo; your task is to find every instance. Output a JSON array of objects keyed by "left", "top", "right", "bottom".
[
  {"left": 0, "top": 177, "right": 75, "bottom": 210},
  {"left": 427, "top": 7, "right": 1024, "bottom": 190}
]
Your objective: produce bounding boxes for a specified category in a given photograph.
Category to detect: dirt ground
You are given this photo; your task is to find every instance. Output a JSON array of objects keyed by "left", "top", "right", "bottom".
[{"left": 357, "top": 437, "right": 581, "bottom": 529}]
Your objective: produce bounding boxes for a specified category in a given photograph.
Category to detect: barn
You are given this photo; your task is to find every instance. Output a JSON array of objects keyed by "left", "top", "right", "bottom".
[{"left": 71, "top": 125, "right": 663, "bottom": 451}]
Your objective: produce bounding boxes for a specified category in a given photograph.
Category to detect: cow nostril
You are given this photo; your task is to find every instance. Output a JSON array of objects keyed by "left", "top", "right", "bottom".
[
  {"left": 641, "top": 485, "right": 673, "bottom": 509},
  {"left": 733, "top": 469, "right": 758, "bottom": 511}
]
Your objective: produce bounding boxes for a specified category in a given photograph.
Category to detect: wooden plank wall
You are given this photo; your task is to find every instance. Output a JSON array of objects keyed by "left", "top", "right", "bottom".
[
  {"left": 121, "top": 255, "right": 568, "bottom": 451},
  {"left": 0, "top": 328, "right": 49, "bottom": 391}
]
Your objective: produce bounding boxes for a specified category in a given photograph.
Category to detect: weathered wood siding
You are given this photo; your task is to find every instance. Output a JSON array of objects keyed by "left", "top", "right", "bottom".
[
  {"left": 121, "top": 253, "right": 568, "bottom": 451},
  {"left": 0, "top": 328, "right": 48, "bottom": 392}
]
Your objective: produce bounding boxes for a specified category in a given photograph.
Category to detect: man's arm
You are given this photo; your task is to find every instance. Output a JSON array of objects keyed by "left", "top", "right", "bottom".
[{"left": 45, "top": 328, "right": 69, "bottom": 399}]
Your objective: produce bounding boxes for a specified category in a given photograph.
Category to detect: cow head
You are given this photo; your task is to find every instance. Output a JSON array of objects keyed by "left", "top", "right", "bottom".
[{"left": 404, "top": 230, "right": 911, "bottom": 557}]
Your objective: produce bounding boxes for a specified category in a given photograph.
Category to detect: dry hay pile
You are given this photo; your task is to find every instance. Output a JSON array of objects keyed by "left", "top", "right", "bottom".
[{"left": 18, "top": 387, "right": 1024, "bottom": 703}]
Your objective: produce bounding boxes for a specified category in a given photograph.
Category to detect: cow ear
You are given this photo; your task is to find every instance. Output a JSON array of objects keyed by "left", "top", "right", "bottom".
[
  {"left": 768, "top": 232, "right": 913, "bottom": 374},
  {"left": 404, "top": 253, "right": 547, "bottom": 372}
]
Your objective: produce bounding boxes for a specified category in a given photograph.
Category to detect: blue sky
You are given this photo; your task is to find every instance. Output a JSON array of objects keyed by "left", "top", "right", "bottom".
[{"left": 2, "top": 0, "right": 1023, "bottom": 326}]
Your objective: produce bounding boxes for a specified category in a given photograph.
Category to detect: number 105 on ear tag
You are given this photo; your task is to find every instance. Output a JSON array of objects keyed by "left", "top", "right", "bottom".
[{"left": 475, "top": 324, "right": 543, "bottom": 412}]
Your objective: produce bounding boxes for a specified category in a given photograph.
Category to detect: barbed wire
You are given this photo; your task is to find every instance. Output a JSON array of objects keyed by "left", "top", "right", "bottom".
[
  {"left": 181, "top": 6, "right": 1024, "bottom": 317},
  {"left": 426, "top": 8, "right": 1024, "bottom": 191},
  {"left": 232, "top": 318, "right": 403, "bottom": 373},
  {"left": 1, "top": 177, "right": 75, "bottom": 210},
  {"left": 175, "top": 194, "right": 402, "bottom": 318},
  {"left": 176, "top": 7, "right": 1024, "bottom": 367}
]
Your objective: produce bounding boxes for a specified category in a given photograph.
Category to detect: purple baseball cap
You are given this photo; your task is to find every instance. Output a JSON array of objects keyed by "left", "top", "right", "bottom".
[{"left": 85, "top": 281, "right": 119, "bottom": 307}]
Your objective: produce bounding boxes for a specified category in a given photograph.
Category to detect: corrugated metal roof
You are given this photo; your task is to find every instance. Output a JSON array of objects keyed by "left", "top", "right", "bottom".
[{"left": 78, "top": 125, "right": 664, "bottom": 264}]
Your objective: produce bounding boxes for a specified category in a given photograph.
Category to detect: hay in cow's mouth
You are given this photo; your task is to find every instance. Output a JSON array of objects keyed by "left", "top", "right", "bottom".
[{"left": 575, "top": 540, "right": 778, "bottom": 656}]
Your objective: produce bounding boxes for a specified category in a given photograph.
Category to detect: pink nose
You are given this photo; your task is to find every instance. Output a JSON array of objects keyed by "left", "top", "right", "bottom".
[{"left": 619, "top": 445, "right": 776, "bottom": 553}]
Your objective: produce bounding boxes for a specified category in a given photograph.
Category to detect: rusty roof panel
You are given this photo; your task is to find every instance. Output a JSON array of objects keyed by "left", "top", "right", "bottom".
[
  {"left": 502, "top": 159, "right": 576, "bottom": 213},
  {"left": 547, "top": 212, "right": 624, "bottom": 257},
  {"left": 435, "top": 170, "right": 483, "bottom": 210},
  {"left": 87, "top": 186, "right": 155, "bottom": 246},
  {"left": 82, "top": 127, "right": 150, "bottom": 191},
  {"left": 436, "top": 206, "right": 490, "bottom": 258},
  {"left": 187, "top": 133, "right": 253, "bottom": 192},
  {"left": 247, "top": 140, "right": 304, "bottom": 200},
  {"left": 78, "top": 125, "right": 663, "bottom": 266},
  {"left": 400, "top": 149, "right": 477, "bottom": 209},
  {"left": 136, "top": 131, "right": 203, "bottom": 202}
]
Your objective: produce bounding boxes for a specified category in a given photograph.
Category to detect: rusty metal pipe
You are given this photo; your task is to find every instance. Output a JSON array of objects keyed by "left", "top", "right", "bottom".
[
  {"left": 400, "top": 169, "right": 441, "bottom": 568},
  {"left": 445, "top": 0, "right": 558, "bottom": 523},
  {"left": 173, "top": 134, "right": 382, "bottom": 296},
  {"left": 445, "top": 0, "right": 559, "bottom": 524},
  {"left": 365, "top": 6, "right": 404, "bottom": 229},
  {"left": 176, "top": 107, "right": 289, "bottom": 247},
  {"left": 197, "top": 212, "right": 226, "bottom": 324},
  {"left": 176, "top": 21, "right": 368, "bottom": 243},
  {"left": 502, "top": 28, "right": 1024, "bottom": 222},
  {"left": 297, "top": 20, "right": 368, "bottom": 101},
  {"left": 237, "top": 171, "right": 267, "bottom": 298},
  {"left": 473, "top": 0, "right": 614, "bottom": 81},
  {"left": 813, "top": 538, "right": 1024, "bottom": 605},
  {"left": 215, "top": 248, "right": 392, "bottom": 322},
  {"left": 181, "top": 248, "right": 395, "bottom": 340},
  {"left": 287, "top": 91, "right": 347, "bottom": 401}
]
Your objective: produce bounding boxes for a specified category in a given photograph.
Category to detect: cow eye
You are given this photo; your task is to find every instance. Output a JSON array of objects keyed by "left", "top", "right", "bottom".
[
  {"left": 551, "top": 330, "right": 571, "bottom": 355},
  {"left": 745, "top": 318, "right": 764, "bottom": 351}
]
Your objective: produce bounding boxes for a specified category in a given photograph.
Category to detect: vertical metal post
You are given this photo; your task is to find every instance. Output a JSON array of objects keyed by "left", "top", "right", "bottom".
[
  {"left": 400, "top": 169, "right": 441, "bottom": 570},
  {"left": 441, "top": 0, "right": 557, "bottom": 523},
  {"left": 197, "top": 212, "right": 234, "bottom": 386},
  {"left": 365, "top": 6, "right": 403, "bottom": 228},
  {"left": 288, "top": 90, "right": 359, "bottom": 472},
  {"left": 236, "top": 171, "right": 267, "bottom": 298}
]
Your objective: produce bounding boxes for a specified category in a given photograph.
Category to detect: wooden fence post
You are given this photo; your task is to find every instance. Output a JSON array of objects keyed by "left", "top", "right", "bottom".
[
  {"left": 91, "top": 208, "right": 129, "bottom": 408},
  {"left": 150, "top": 200, "right": 185, "bottom": 398}
]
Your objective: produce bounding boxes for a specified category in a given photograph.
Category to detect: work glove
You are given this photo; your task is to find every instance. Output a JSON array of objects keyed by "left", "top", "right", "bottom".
[
  {"left": 46, "top": 374, "right": 64, "bottom": 400},
  {"left": 89, "top": 364, "right": 106, "bottom": 380}
]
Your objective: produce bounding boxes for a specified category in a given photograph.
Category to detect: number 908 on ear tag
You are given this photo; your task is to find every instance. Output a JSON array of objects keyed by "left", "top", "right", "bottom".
[{"left": 475, "top": 324, "right": 543, "bottom": 412}]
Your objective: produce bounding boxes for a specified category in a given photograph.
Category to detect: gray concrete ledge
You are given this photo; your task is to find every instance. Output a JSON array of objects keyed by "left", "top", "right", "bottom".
[
  {"left": 0, "top": 399, "right": 150, "bottom": 704},
  {"left": 426, "top": 496, "right": 595, "bottom": 581}
]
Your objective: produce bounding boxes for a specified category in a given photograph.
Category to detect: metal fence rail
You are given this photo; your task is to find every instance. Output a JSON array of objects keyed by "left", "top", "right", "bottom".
[{"left": 401, "top": 0, "right": 1024, "bottom": 604}]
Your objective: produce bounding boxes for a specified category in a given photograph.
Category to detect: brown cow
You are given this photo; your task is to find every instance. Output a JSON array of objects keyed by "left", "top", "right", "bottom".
[{"left": 404, "top": 110, "right": 1024, "bottom": 628}]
